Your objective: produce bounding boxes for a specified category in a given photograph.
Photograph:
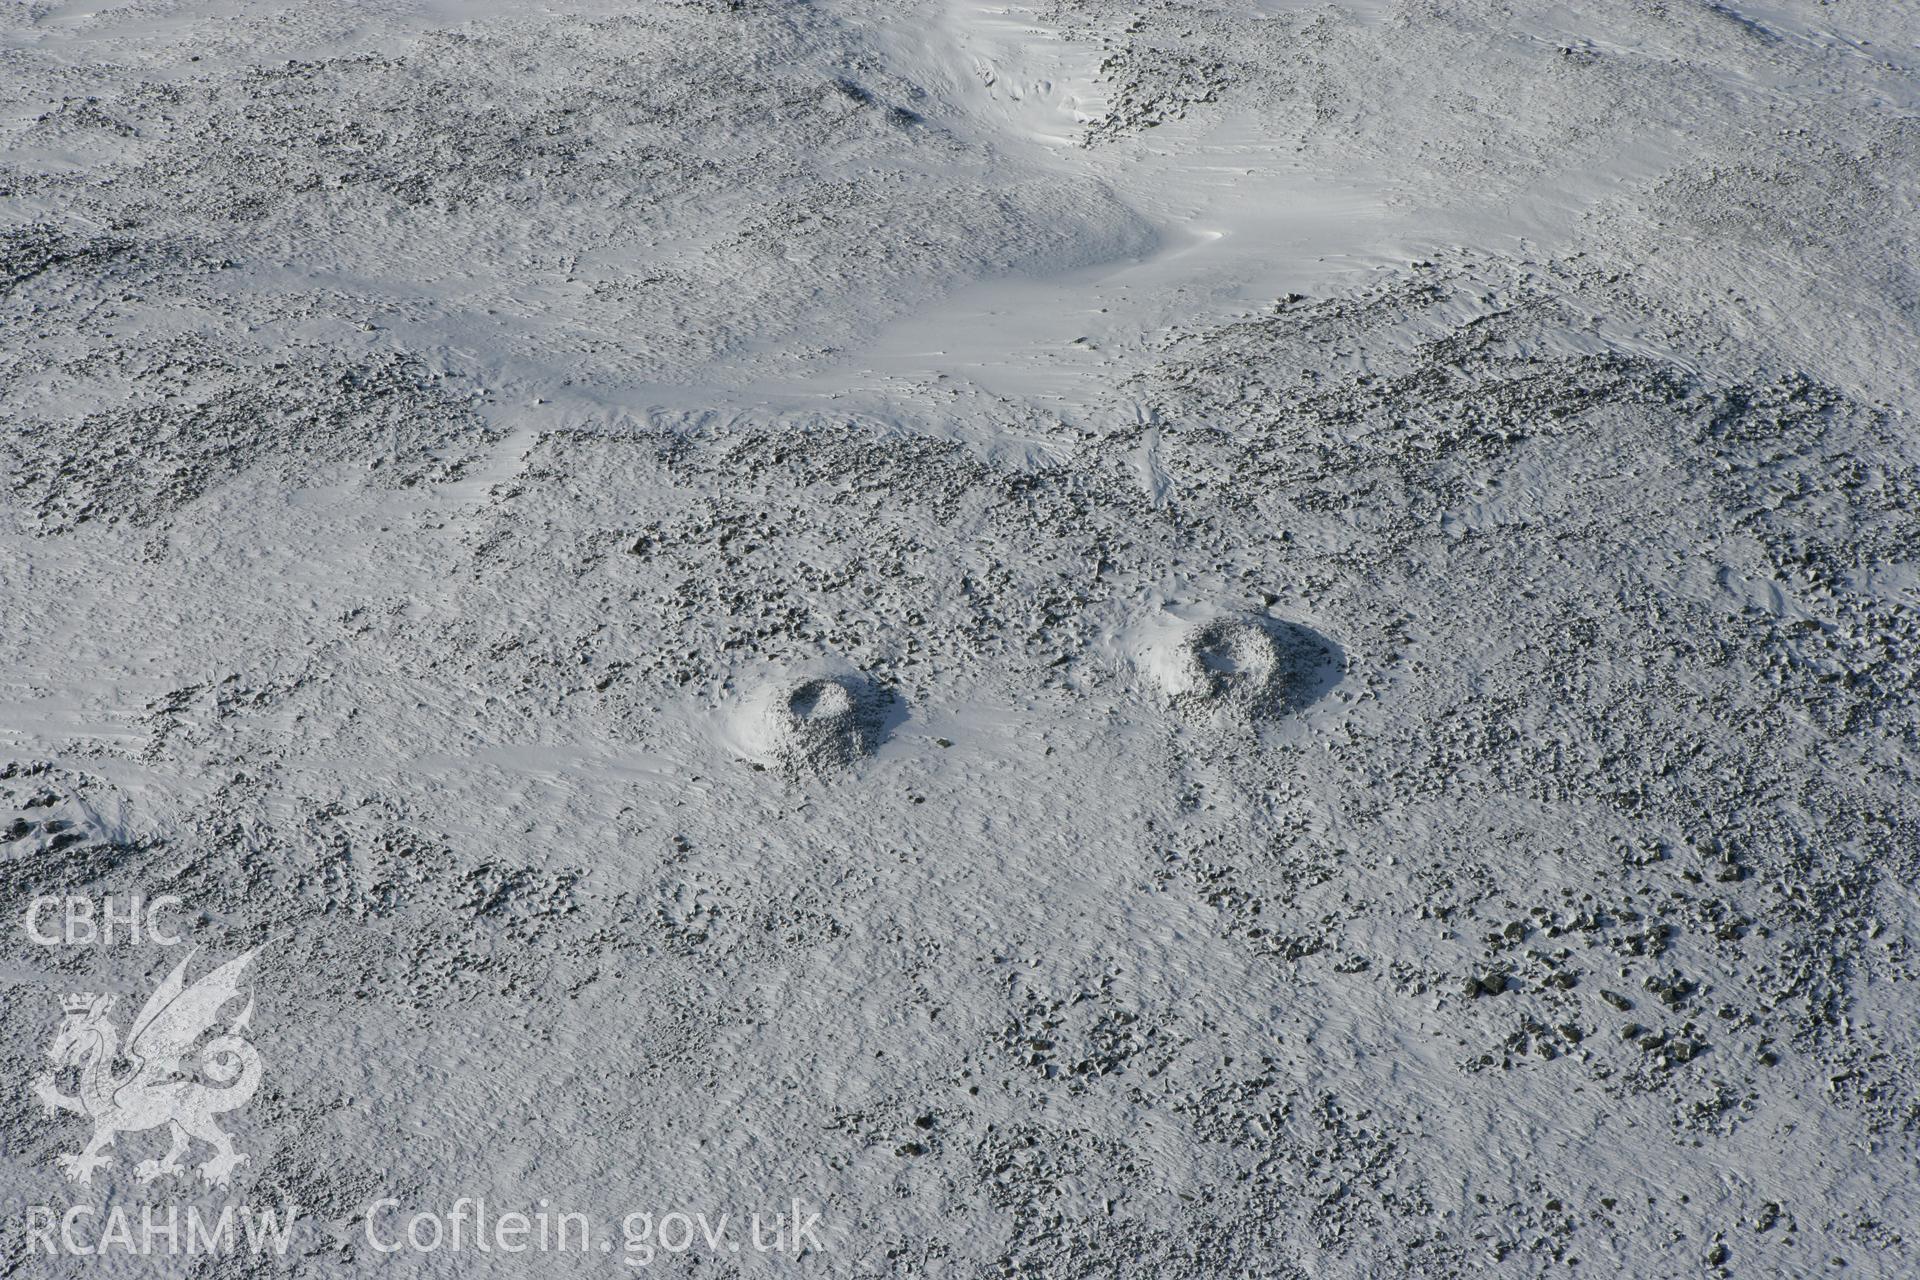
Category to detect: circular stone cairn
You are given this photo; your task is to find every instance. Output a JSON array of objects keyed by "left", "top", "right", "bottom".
[
  {"left": 764, "top": 675, "right": 881, "bottom": 774},
  {"left": 1169, "top": 618, "right": 1284, "bottom": 716}
]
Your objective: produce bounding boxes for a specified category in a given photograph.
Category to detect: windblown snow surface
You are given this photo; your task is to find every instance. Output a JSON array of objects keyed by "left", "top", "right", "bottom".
[{"left": 2, "top": 0, "right": 1918, "bottom": 1276}]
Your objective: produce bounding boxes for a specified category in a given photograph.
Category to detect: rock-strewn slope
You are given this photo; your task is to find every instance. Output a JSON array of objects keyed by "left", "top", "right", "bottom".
[{"left": 2, "top": 2, "right": 1915, "bottom": 1277}]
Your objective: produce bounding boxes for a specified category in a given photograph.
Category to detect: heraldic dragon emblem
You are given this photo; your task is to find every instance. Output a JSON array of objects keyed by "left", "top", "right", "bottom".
[{"left": 33, "top": 948, "right": 263, "bottom": 1189}]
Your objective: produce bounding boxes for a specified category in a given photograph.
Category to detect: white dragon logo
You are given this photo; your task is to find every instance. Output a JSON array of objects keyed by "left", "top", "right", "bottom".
[{"left": 33, "top": 948, "right": 264, "bottom": 1189}]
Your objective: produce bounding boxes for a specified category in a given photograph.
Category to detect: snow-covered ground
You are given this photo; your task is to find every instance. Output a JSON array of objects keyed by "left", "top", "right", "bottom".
[{"left": 2, "top": 1, "right": 1917, "bottom": 1275}]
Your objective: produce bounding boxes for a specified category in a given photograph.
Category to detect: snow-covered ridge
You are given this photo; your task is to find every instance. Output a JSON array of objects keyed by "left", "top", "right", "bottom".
[{"left": 3, "top": 2, "right": 1917, "bottom": 1276}]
